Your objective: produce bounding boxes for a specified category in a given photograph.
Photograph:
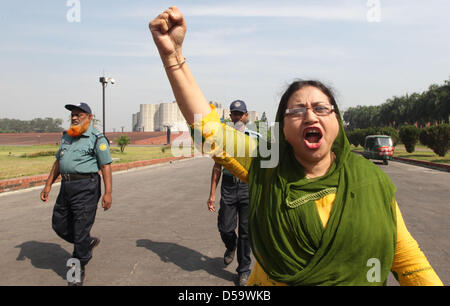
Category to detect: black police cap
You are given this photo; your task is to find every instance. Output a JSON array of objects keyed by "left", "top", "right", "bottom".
[
  {"left": 65, "top": 102, "right": 92, "bottom": 114},
  {"left": 230, "top": 100, "right": 247, "bottom": 113}
]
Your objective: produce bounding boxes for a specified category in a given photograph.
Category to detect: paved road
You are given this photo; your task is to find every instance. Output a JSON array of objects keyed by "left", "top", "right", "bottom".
[
  {"left": 0, "top": 157, "right": 448, "bottom": 286},
  {"left": 380, "top": 160, "right": 450, "bottom": 285}
]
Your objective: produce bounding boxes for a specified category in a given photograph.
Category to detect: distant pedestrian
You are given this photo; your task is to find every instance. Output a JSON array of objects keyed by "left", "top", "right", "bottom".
[{"left": 40, "top": 102, "right": 112, "bottom": 286}]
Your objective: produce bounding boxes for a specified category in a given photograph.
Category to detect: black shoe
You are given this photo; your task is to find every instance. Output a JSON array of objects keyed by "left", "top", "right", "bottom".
[
  {"left": 224, "top": 248, "right": 235, "bottom": 266},
  {"left": 238, "top": 271, "right": 250, "bottom": 286},
  {"left": 89, "top": 237, "right": 100, "bottom": 253}
]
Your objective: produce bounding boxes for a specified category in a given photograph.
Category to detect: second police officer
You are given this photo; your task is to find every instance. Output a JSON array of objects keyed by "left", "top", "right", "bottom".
[{"left": 207, "top": 100, "right": 260, "bottom": 286}]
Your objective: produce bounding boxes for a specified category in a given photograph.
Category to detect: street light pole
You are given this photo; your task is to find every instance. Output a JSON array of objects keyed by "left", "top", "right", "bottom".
[
  {"left": 99, "top": 76, "right": 115, "bottom": 134},
  {"left": 102, "top": 81, "right": 106, "bottom": 134},
  {"left": 164, "top": 124, "right": 172, "bottom": 145}
]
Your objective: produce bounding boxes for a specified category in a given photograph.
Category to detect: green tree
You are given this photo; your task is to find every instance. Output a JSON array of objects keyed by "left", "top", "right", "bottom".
[
  {"left": 346, "top": 128, "right": 366, "bottom": 147},
  {"left": 260, "top": 112, "right": 267, "bottom": 122},
  {"left": 399, "top": 125, "right": 420, "bottom": 153},
  {"left": 115, "top": 135, "right": 131, "bottom": 153},
  {"left": 0, "top": 117, "right": 63, "bottom": 133},
  {"left": 343, "top": 79, "right": 450, "bottom": 129},
  {"left": 419, "top": 124, "right": 450, "bottom": 157}
]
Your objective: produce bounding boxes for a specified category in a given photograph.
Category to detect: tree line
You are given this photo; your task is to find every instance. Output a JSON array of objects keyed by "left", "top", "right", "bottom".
[
  {"left": 343, "top": 80, "right": 450, "bottom": 130},
  {"left": 346, "top": 124, "right": 449, "bottom": 157},
  {"left": 0, "top": 118, "right": 64, "bottom": 133}
]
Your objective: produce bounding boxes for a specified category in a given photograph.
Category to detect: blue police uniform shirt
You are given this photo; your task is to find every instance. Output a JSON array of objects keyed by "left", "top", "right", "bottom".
[{"left": 56, "top": 126, "right": 112, "bottom": 174}]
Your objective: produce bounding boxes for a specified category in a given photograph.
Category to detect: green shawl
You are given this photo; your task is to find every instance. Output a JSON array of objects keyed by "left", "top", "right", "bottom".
[{"left": 248, "top": 102, "right": 397, "bottom": 286}]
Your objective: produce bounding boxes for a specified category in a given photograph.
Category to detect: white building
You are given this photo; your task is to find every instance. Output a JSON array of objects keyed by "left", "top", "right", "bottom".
[
  {"left": 132, "top": 101, "right": 223, "bottom": 132},
  {"left": 132, "top": 101, "right": 260, "bottom": 131},
  {"left": 247, "top": 111, "right": 260, "bottom": 122},
  {"left": 132, "top": 102, "right": 186, "bottom": 132}
]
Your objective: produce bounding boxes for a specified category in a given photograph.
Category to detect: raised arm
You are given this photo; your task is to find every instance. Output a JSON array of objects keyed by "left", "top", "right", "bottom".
[
  {"left": 149, "top": 7, "right": 258, "bottom": 181},
  {"left": 149, "top": 6, "right": 211, "bottom": 124}
]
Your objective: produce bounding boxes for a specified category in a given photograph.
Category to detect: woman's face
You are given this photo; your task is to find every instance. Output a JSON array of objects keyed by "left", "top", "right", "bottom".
[{"left": 283, "top": 86, "right": 339, "bottom": 165}]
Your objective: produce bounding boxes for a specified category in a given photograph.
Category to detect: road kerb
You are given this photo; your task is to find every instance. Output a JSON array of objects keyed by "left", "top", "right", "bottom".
[
  {"left": 352, "top": 150, "right": 449, "bottom": 172},
  {"left": 0, "top": 156, "right": 193, "bottom": 194}
]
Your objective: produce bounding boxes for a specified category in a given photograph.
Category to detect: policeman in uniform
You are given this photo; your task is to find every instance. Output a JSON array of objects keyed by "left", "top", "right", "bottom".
[
  {"left": 40, "top": 102, "right": 112, "bottom": 286},
  {"left": 207, "top": 100, "right": 260, "bottom": 286}
]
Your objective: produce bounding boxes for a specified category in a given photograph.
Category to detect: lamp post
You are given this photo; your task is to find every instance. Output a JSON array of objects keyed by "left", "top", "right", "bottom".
[
  {"left": 164, "top": 124, "right": 172, "bottom": 145},
  {"left": 99, "top": 76, "right": 115, "bottom": 134}
]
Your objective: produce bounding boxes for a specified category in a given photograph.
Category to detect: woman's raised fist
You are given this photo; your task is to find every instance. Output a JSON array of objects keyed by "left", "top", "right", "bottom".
[{"left": 149, "top": 6, "right": 187, "bottom": 60}]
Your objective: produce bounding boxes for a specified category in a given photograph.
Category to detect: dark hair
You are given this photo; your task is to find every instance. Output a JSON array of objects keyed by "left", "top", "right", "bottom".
[{"left": 277, "top": 79, "right": 338, "bottom": 128}]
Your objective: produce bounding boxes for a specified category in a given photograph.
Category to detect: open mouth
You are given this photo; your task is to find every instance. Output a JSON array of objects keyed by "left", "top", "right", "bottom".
[{"left": 303, "top": 127, "right": 323, "bottom": 149}]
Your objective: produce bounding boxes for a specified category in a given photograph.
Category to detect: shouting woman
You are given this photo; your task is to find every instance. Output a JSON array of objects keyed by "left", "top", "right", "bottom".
[{"left": 149, "top": 6, "right": 442, "bottom": 286}]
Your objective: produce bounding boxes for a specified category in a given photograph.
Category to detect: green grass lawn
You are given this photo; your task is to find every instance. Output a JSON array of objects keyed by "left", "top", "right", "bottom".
[
  {"left": 1, "top": 143, "right": 447, "bottom": 180},
  {"left": 0, "top": 145, "right": 178, "bottom": 180},
  {"left": 351, "top": 144, "right": 450, "bottom": 164},
  {"left": 109, "top": 146, "right": 175, "bottom": 163}
]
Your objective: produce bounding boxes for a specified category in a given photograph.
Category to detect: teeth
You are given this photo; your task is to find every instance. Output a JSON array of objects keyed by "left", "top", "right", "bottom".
[{"left": 305, "top": 128, "right": 322, "bottom": 136}]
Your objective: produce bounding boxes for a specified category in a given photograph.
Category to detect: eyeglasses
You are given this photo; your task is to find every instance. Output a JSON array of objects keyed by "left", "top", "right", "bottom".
[{"left": 285, "top": 104, "right": 334, "bottom": 118}]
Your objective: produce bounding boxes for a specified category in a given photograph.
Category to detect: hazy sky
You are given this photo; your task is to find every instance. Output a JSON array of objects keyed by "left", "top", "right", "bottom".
[{"left": 1, "top": 0, "right": 449, "bottom": 131}]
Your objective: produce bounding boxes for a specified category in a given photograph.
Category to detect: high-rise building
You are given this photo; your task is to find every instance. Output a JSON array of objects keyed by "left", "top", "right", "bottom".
[
  {"left": 132, "top": 101, "right": 261, "bottom": 131},
  {"left": 132, "top": 101, "right": 224, "bottom": 132},
  {"left": 247, "top": 111, "right": 259, "bottom": 122}
]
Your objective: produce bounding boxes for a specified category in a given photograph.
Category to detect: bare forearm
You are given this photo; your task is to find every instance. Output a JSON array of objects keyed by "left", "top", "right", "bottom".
[
  {"left": 150, "top": 7, "right": 211, "bottom": 125},
  {"left": 46, "top": 160, "right": 60, "bottom": 186},
  {"left": 209, "top": 164, "right": 222, "bottom": 196},
  {"left": 163, "top": 54, "right": 212, "bottom": 124},
  {"left": 100, "top": 163, "right": 112, "bottom": 194},
  {"left": 41, "top": 160, "right": 60, "bottom": 202}
]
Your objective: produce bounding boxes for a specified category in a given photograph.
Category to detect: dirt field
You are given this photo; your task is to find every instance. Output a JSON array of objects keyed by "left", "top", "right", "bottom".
[{"left": 0, "top": 131, "right": 189, "bottom": 146}]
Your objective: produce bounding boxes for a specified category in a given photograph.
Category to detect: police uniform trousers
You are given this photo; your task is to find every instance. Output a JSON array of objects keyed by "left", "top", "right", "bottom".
[
  {"left": 52, "top": 173, "right": 100, "bottom": 266},
  {"left": 218, "top": 174, "right": 251, "bottom": 274}
]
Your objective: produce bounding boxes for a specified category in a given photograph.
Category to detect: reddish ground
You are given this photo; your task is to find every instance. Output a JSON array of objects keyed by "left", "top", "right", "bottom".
[{"left": 0, "top": 131, "right": 192, "bottom": 146}]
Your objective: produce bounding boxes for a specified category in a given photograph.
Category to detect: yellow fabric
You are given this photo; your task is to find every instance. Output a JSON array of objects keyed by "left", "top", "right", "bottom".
[
  {"left": 194, "top": 107, "right": 443, "bottom": 286},
  {"left": 191, "top": 106, "right": 255, "bottom": 183},
  {"left": 247, "top": 197, "right": 443, "bottom": 286},
  {"left": 391, "top": 205, "right": 443, "bottom": 286},
  {"left": 315, "top": 193, "right": 336, "bottom": 228}
]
